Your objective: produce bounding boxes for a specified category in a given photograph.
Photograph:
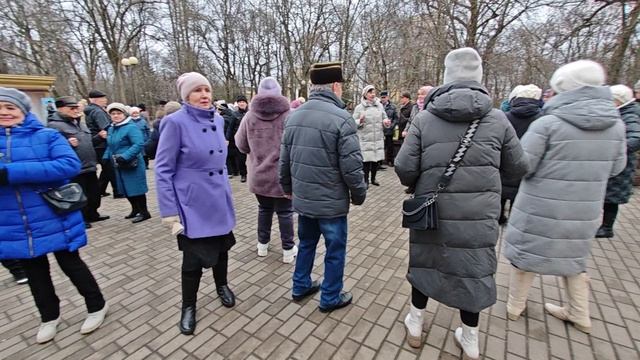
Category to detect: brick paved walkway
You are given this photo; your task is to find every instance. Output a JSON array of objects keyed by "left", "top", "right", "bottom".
[{"left": 1, "top": 167, "right": 640, "bottom": 359}]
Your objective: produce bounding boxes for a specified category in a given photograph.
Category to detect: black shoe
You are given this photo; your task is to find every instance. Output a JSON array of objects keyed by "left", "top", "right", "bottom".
[
  {"left": 240, "top": 175, "right": 247, "bottom": 183},
  {"left": 216, "top": 285, "right": 235, "bottom": 308},
  {"left": 101, "top": 192, "right": 111, "bottom": 197},
  {"left": 498, "top": 216, "right": 508, "bottom": 225},
  {"left": 85, "top": 222, "right": 93, "bottom": 229},
  {"left": 387, "top": 161, "right": 394, "bottom": 167},
  {"left": 114, "top": 194, "right": 125, "bottom": 199},
  {"left": 292, "top": 280, "right": 321, "bottom": 302},
  {"left": 378, "top": 166, "right": 387, "bottom": 171},
  {"left": 13, "top": 274, "right": 28, "bottom": 285},
  {"left": 371, "top": 180, "right": 380, "bottom": 186},
  {"left": 131, "top": 212, "right": 151, "bottom": 223},
  {"left": 179, "top": 305, "right": 196, "bottom": 335},
  {"left": 124, "top": 212, "right": 138, "bottom": 219},
  {"left": 318, "top": 292, "right": 353, "bottom": 313},
  {"left": 595, "top": 226, "right": 614, "bottom": 238},
  {"left": 88, "top": 215, "right": 110, "bottom": 223},
  {"left": 228, "top": 175, "right": 235, "bottom": 179}
]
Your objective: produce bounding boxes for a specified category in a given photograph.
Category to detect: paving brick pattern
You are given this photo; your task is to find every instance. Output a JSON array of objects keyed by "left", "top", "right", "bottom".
[{"left": 1, "top": 167, "right": 640, "bottom": 359}]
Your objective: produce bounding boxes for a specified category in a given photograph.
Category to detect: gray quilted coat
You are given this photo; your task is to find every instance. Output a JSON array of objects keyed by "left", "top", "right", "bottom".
[
  {"left": 504, "top": 86, "right": 627, "bottom": 276},
  {"left": 353, "top": 99, "right": 386, "bottom": 162},
  {"left": 395, "top": 82, "right": 528, "bottom": 313},
  {"left": 604, "top": 102, "right": 640, "bottom": 204}
]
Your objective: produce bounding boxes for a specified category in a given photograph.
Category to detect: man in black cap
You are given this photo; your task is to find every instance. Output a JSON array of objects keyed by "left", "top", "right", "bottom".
[
  {"left": 225, "top": 95, "right": 249, "bottom": 182},
  {"left": 379, "top": 90, "right": 399, "bottom": 167},
  {"left": 84, "top": 90, "right": 117, "bottom": 197},
  {"left": 280, "top": 61, "right": 367, "bottom": 313},
  {"left": 48, "top": 96, "right": 109, "bottom": 227}
]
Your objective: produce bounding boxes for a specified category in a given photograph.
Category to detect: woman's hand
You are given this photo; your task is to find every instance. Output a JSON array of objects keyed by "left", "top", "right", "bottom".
[
  {"left": 161, "top": 216, "right": 184, "bottom": 236},
  {"left": 383, "top": 119, "right": 391, "bottom": 128}
]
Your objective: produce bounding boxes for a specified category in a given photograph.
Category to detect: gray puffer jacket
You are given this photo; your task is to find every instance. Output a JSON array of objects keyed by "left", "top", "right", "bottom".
[
  {"left": 353, "top": 99, "right": 386, "bottom": 162},
  {"left": 395, "top": 81, "right": 528, "bottom": 313},
  {"left": 47, "top": 112, "right": 97, "bottom": 174},
  {"left": 280, "top": 90, "right": 367, "bottom": 218},
  {"left": 504, "top": 86, "right": 627, "bottom": 276}
]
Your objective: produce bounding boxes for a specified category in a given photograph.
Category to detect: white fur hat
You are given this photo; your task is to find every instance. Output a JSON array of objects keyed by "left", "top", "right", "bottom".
[
  {"left": 550, "top": 60, "right": 606, "bottom": 93},
  {"left": 509, "top": 84, "right": 542, "bottom": 101},
  {"left": 610, "top": 85, "right": 634, "bottom": 107},
  {"left": 443, "top": 48, "right": 483, "bottom": 84}
]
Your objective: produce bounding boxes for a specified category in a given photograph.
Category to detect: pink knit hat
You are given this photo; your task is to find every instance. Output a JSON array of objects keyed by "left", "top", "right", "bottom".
[
  {"left": 176, "top": 72, "right": 211, "bottom": 101},
  {"left": 258, "top": 77, "right": 282, "bottom": 96}
]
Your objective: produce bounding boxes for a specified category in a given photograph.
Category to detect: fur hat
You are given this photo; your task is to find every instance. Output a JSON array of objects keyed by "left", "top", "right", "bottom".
[
  {"left": 258, "top": 77, "right": 282, "bottom": 96},
  {"left": 106, "top": 102, "right": 129, "bottom": 116},
  {"left": 309, "top": 62, "right": 344, "bottom": 85},
  {"left": 443, "top": 48, "right": 483, "bottom": 84},
  {"left": 362, "top": 85, "right": 375, "bottom": 98},
  {"left": 550, "top": 60, "right": 606, "bottom": 93},
  {"left": 176, "top": 72, "right": 211, "bottom": 101},
  {"left": 610, "top": 85, "right": 635, "bottom": 107},
  {"left": 509, "top": 84, "right": 542, "bottom": 101},
  {"left": 0, "top": 87, "right": 31, "bottom": 114},
  {"left": 164, "top": 101, "right": 182, "bottom": 115}
]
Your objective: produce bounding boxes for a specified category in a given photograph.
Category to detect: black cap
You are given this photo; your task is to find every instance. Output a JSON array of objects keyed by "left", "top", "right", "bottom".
[
  {"left": 88, "top": 90, "right": 107, "bottom": 98},
  {"left": 380, "top": 90, "right": 389, "bottom": 97},
  {"left": 55, "top": 96, "right": 79, "bottom": 108},
  {"left": 401, "top": 92, "right": 411, "bottom": 99},
  {"left": 236, "top": 95, "right": 248, "bottom": 103},
  {"left": 309, "top": 62, "right": 344, "bottom": 85}
]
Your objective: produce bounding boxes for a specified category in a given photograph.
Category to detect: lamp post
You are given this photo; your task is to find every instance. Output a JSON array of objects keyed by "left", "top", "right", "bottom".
[{"left": 121, "top": 56, "right": 139, "bottom": 104}]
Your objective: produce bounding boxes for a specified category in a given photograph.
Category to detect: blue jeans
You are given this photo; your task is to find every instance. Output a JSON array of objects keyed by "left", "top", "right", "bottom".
[{"left": 292, "top": 215, "right": 348, "bottom": 308}]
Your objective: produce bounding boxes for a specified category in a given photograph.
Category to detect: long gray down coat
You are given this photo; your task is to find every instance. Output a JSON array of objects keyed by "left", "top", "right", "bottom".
[
  {"left": 353, "top": 99, "right": 386, "bottom": 162},
  {"left": 504, "top": 86, "right": 627, "bottom": 276},
  {"left": 395, "top": 82, "right": 528, "bottom": 313}
]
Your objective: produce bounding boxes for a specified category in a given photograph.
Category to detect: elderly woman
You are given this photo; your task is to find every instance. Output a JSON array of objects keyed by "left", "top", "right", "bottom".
[
  {"left": 104, "top": 103, "right": 150, "bottom": 223},
  {"left": 0, "top": 88, "right": 107, "bottom": 343},
  {"left": 353, "top": 85, "right": 389, "bottom": 187},
  {"left": 129, "top": 106, "right": 151, "bottom": 168},
  {"left": 504, "top": 61, "right": 627, "bottom": 334},
  {"left": 395, "top": 48, "right": 528, "bottom": 359},
  {"left": 155, "top": 72, "right": 236, "bottom": 336}
]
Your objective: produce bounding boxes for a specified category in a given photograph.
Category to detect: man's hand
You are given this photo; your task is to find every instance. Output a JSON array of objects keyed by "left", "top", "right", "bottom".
[
  {"left": 68, "top": 137, "right": 79, "bottom": 147},
  {"left": 98, "top": 130, "right": 107, "bottom": 139},
  {"left": 283, "top": 193, "right": 292, "bottom": 200},
  {"left": 383, "top": 119, "right": 391, "bottom": 128}
]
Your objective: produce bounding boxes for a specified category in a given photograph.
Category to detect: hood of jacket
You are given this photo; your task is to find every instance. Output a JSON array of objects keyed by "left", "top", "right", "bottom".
[
  {"left": 509, "top": 97, "right": 542, "bottom": 119},
  {"left": 249, "top": 94, "right": 290, "bottom": 121},
  {"left": 6, "top": 112, "right": 43, "bottom": 134},
  {"left": 620, "top": 101, "right": 639, "bottom": 118},
  {"left": 426, "top": 81, "right": 493, "bottom": 123},
  {"left": 543, "top": 86, "right": 620, "bottom": 130}
]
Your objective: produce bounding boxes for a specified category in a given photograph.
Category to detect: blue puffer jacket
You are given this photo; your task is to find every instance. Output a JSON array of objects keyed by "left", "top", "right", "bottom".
[{"left": 0, "top": 113, "right": 86, "bottom": 260}]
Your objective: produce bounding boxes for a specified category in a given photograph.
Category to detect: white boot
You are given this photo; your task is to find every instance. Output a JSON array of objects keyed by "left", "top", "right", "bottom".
[
  {"left": 454, "top": 323, "right": 480, "bottom": 360},
  {"left": 545, "top": 273, "right": 591, "bottom": 333},
  {"left": 257, "top": 243, "right": 269, "bottom": 257},
  {"left": 80, "top": 302, "right": 109, "bottom": 334},
  {"left": 36, "top": 317, "right": 60, "bottom": 344},
  {"left": 282, "top": 245, "right": 298, "bottom": 264},
  {"left": 404, "top": 304, "right": 425, "bottom": 348},
  {"left": 507, "top": 266, "right": 535, "bottom": 321}
]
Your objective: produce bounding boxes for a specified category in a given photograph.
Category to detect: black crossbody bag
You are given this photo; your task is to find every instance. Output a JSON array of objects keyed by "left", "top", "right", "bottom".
[
  {"left": 401, "top": 118, "right": 480, "bottom": 230},
  {"left": 40, "top": 183, "right": 88, "bottom": 214}
]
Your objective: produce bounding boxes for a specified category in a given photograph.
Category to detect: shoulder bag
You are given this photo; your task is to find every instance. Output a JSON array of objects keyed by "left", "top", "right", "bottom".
[{"left": 40, "top": 183, "right": 88, "bottom": 214}]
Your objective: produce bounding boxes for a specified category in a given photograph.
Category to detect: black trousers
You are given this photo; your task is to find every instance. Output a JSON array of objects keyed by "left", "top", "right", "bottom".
[
  {"left": 602, "top": 203, "right": 619, "bottom": 228},
  {"left": 384, "top": 135, "right": 395, "bottom": 163},
  {"left": 73, "top": 171, "right": 102, "bottom": 221},
  {"left": 2, "top": 259, "right": 26, "bottom": 279},
  {"left": 227, "top": 146, "right": 247, "bottom": 176},
  {"left": 21, "top": 251, "right": 105, "bottom": 322},
  {"left": 363, "top": 161, "right": 378, "bottom": 183},
  {"left": 181, "top": 251, "right": 229, "bottom": 308},
  {"left": 96, "top": 148, "right": 116, "bottom": 195},
  {"left": 126, "top": 195, "right": 149, "bottom": 216},
  {"left": 412, "top": 286, "right": 479, "bottom": 327}
]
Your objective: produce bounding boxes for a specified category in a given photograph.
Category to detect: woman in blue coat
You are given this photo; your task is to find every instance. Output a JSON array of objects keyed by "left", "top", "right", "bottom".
[
  {"left": 0, "top": 88, "right": 107, "bottom": 343},
  {"left": 104, "top": 103, "right": 151, "bottom": 223}
]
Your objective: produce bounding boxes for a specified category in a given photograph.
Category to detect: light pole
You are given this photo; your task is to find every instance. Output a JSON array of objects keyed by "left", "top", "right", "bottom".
[{"left": 121, "top": 56, "right": 139, "bottom": 104}]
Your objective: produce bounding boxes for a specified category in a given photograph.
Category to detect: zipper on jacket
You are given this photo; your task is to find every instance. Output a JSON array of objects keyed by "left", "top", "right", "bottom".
[{"left": 6, "top": 127, "right": 35, "bottom": 257}]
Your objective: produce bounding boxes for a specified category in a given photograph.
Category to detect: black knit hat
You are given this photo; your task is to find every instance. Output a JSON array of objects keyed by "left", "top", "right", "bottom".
[
  {"left": 236, "top": 95, "right": 248, "bottom": 103},
  {"left": 88, "top": 90, "right": 107, "bottom": 98},
  {"left": 380, "top": 90, "right": 389, "bottom": 97},
  {"left": 309, "top": 62, "right": 344, "bottom": 85}
]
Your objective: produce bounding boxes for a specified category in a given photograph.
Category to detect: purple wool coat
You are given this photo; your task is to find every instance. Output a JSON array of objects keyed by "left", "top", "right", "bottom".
[
  {"left": 235, "top": 93, "right": 290, "bottom": 198},
  {"left": 155, "top": 103, "right": 236, "bottom": 238}
]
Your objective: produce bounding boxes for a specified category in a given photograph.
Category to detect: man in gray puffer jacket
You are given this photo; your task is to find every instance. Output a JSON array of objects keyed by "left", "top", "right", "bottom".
[
  {"left": 395, "top": 48, "right": 528, "bottom": 358},
  {"left": 280, "top": 62, "right": 366, "bottom": 313},
  {"left": 503, "top": 60, "right": 626, "bottom": 335}
]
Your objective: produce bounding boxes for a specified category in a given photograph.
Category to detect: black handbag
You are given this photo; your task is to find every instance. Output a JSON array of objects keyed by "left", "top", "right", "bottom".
[
  {"left": 40, "top": 183, "right": 88, "bottom": 214},
  {"left": 401, "top": 118, "right": 480, "bottom": 230},
  {"left": 113, "top": 154, "right": 138, "bottom": 169}
]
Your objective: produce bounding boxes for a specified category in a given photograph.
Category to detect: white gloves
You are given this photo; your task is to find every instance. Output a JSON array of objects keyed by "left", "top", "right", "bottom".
[{"left": 161, "top": 216, "right": 184, "bottom": 236}]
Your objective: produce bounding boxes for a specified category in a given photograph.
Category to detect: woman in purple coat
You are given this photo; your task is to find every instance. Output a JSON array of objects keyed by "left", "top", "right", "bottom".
[{"left": 154, "top": 72, "right": 236, "bottom": 336}]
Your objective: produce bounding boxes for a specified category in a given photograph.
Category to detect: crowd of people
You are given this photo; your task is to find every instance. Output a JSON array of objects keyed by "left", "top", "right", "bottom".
[{"left": 1, "top": 46, "right": 639, "bottom": 360}]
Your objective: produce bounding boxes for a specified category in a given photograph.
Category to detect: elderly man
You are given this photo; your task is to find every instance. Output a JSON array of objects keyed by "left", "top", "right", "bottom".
[
  {"left": 84, "top": 90, "right": 116, "bottom": 197},
  {"left": 48, "top": 96, "right": 109, "bottom": 228},
  {"left": 380, "top": 90, "right": 399, "bottom": 166},
  {"left": 280, "top": 62, "right": 367, "bottom": 313}
]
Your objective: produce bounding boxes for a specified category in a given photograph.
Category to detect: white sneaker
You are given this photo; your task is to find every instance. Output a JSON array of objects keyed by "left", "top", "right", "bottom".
[
  {"left": 257, "top": 243, "right": 269, "bottom": 257},
  {"left": 36, "top": 317, "right": 60, "bottom": 344},
  {"left": 454, "top": 324, "right": 480, "bottom": 359},
  {"left": 282, "top": 245, "right": 298, "bottom": 264},
  {"left": 404, "top": 304, "right": 424, "bottom": 348},
  {"left": 80, "top": 302, "right": 108, "bottom": 334}
]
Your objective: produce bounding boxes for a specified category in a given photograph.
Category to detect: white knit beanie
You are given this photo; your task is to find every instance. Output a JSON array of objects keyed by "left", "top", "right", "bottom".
[
  {"left": 258, "top": 77, "right": 282, "bottom": 96},
  {"left": 362, "top": 85, "right": 375, "bottom": 98},
  {"left": 549, "top": 60, "right": 606, "bottom": 93},
  {"left": 610, "top": 85, "right": 634, "bottom": 107},
  {"left": 509, "top": 84, "right": 542, "bottom": 101},
  {"left": 443, "top": 48, "right": 483, "bottom": 84},
  {"left": 176, "top": 72, "right": 212, "bottom": 101}
]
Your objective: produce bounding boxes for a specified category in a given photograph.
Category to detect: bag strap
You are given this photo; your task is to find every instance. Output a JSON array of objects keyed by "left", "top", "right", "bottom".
[{"left": 434, "top": 118, "right": 481, "bottom": 194}]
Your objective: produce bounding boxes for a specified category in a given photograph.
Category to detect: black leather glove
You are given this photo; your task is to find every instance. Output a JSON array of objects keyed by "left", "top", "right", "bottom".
[
  {"left": 114, "top": 155, "right": 127, "bottom": 165},
  {"left": 0, "top": 167, "right": 8, "bottom": 185}
]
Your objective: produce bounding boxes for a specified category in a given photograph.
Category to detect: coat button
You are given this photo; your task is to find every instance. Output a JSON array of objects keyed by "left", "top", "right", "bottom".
[
  {"left": 219, "top": 170, "right": 223, "bottom": 175},
  {"left": 209, "top": 171, "right": 213, "bottom": 176},
  {"left": 202, "top": 128, "right": 207, "bottom": 133},
  {"left": 209, "top": 150, "right": 214, "bottom": 154},
  {"left": 219, "top": 149, "right": 223, "bottom": 153},
  {"left": 212, "top": 125, "right": 217, "bottom": 131}
]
